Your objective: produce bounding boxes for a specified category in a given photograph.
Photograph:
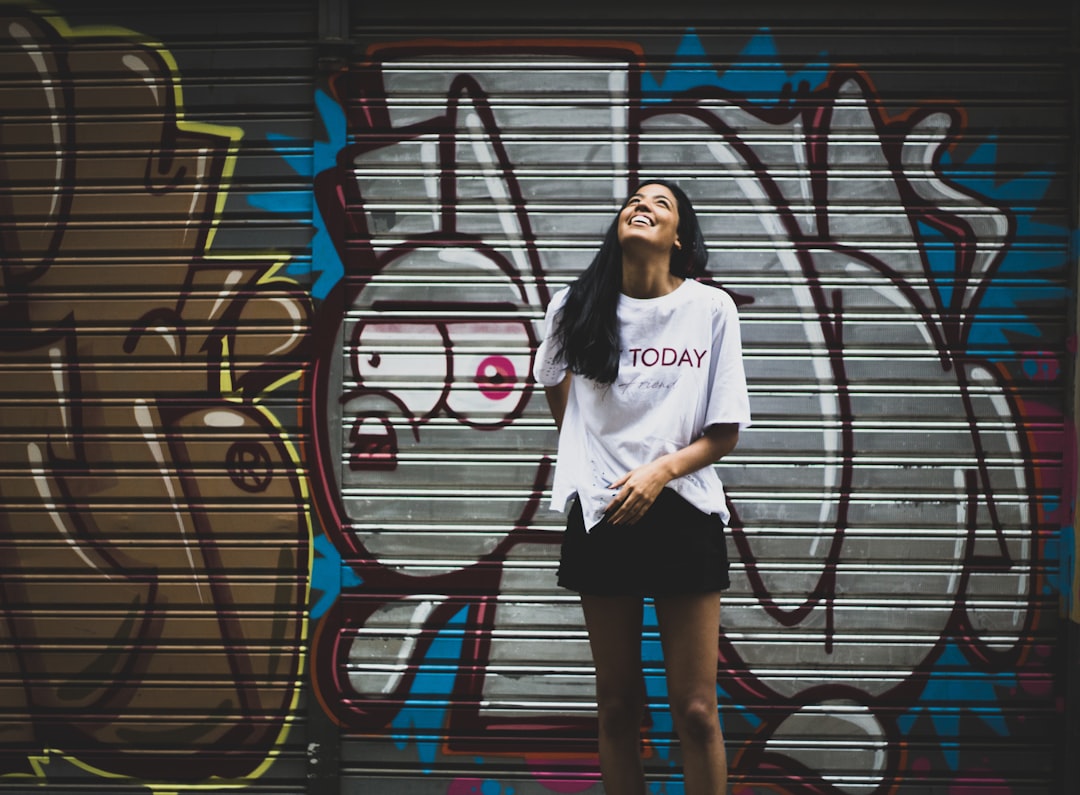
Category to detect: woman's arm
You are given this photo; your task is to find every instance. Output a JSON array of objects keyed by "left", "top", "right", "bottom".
[
  {"left": 605, "top": 422, "right": 740, "bottom": 525},
  {"left": 543, "top": 372, "right": 572, "bottom": 431}
]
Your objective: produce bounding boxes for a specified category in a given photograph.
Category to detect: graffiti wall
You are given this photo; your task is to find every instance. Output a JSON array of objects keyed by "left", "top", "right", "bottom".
[
  {"left": 308, "top": 16, "right": 1075, "bottom": 795},
  {"left": 0, "top": 1, "right": 1076, "bottom": 794}
]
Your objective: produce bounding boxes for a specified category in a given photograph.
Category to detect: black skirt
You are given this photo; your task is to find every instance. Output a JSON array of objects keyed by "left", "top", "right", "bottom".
[{"left": 557, "top": 488, "right": 731, "bottom": 597}]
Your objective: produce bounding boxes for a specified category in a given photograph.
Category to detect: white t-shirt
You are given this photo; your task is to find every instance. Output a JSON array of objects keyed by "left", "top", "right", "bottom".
[{"left": 534, "top": 278, "right": 751, "bottom": 530}]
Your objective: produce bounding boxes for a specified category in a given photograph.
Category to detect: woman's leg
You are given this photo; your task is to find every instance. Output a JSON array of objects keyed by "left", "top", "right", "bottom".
[
  {"left": 581, "top": 594, "right": 647, "bottom": 795},
  {"left": 654, "top": 592, "right": 727, "bottom": 794}
]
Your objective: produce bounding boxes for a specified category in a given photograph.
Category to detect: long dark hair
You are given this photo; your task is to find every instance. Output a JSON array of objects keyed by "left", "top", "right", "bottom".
[{"left": 552, "top": 180, "right": 708, "bottom": 384}]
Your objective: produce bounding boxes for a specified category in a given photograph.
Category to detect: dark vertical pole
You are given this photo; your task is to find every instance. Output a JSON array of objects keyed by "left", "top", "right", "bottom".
[
  {"left": 1065, "top": 0, "right": 1080, "bottom": 792},
  {"left": 308, "top": 2, "right": 351, "bottom": 793},
  {"left": 306, "top": 693, "right": 343, "bottom": 795},
  {"left": 318, "top": 0, "right": 352, "bottom": 72}
]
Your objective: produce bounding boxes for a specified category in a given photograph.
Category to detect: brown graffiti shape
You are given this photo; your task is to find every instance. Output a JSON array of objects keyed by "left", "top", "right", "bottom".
[{"left": 0, "top": 11, "right": 310, "bottom": 784}]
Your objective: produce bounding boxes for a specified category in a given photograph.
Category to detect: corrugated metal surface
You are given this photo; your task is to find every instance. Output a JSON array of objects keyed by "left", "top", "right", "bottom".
[
  {"left": 0, "top": 3, "right": 314, "bottom": 792},
  {"left": 307, "top": 1, "right": 1074, "bottom": 792},
  {"left": 0, "top": 1, "right": 1075, "bottom": 793}
]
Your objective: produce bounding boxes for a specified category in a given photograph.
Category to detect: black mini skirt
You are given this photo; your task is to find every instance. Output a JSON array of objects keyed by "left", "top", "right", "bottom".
[{"left": 557, "top": 488, "right": 730, "bottom": 597}]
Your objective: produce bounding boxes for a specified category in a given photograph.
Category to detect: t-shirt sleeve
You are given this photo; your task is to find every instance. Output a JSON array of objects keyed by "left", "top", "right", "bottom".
[
  {"left": 705, "top": 290, "right": 752, "bottom": 430},
  {"left": 533, "top": 288, "right": 569, "bottom": 387}
]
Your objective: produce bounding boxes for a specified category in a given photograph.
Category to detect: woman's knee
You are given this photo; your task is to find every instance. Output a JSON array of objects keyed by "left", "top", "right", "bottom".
[
  {"left": 672, "top": 696, "right": 722, "bottom": 746},
  {"left": 596, "top": 689, "right": 646, "bottom": 736}
]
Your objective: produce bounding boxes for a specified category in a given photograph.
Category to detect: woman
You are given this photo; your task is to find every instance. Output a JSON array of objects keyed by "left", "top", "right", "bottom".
[{"left": 534, "top": 181, "right": 750, "bottom": 794}]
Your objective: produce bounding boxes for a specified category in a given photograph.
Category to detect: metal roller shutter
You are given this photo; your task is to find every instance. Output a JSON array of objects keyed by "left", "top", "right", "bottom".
[
  {"left": 305, "top": 1, "right": 1076, "bottom": 792},
  {"left": 0, "top": 0, "right": 1074, "bottom": 793}
]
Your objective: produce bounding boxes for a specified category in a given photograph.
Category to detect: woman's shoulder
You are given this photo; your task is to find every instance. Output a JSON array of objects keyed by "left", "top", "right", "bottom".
[{"left": 682, "top": 278, "right": 739, "bottom": 313}]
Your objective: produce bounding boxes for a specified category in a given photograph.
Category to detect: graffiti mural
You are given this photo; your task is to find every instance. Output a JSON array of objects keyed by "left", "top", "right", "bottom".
[
  {"left": 0, "top": 3, "right": 1070, "bottom": 792},
  {"left": 0, "top": 8, "right": 310, "bottom": 787},
  {"left": 307, "top": 33, "right": 1068, "bottom": 792}
]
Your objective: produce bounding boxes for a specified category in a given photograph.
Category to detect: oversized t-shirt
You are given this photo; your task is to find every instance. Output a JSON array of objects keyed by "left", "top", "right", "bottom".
[{"left": 534, "top": 278, "right": 751, "bottom": 530}]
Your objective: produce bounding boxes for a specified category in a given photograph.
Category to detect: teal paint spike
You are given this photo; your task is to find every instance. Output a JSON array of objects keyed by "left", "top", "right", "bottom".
[
  {"left": 389, "top": 606, "right": 468, "bottom": 772},
  {"left": 932, "top": 139, "right": 1071, "bottom": 356},
  {"left": 309, "top": 533, "right": 362, "bottom": 619},
  {"left": 897, "top": 643, "right": 1014, "bottom": 770},
  {"left": 642, "top": 28, "right": 828, "bottom": 106},
  {"left": 251, "top": 89, "right": 347, "bottom": 299}
]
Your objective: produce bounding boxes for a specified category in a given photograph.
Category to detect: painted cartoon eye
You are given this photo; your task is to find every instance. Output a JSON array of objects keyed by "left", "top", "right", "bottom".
[
  {"left": 352, "top": 321, "right": 449, "bottom": 422},
  {"left": 474, "top": 355, "right": 516, "bottom": 400},
  {"left": 444, "top": 322, "right": 532, "bottom": 426}
]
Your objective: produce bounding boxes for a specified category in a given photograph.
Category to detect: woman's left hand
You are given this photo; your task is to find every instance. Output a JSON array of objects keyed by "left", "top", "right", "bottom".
[
  {"left": 604, "top": 461, "right": 672, "bottom": 526},
  {"left": 602, "top": 424, "right": 741, "bottom": 526}
]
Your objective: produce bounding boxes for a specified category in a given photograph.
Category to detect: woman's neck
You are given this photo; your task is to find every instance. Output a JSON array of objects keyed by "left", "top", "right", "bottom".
[{"left": 621, "top": 258, "right": 683, "bottom": 299}]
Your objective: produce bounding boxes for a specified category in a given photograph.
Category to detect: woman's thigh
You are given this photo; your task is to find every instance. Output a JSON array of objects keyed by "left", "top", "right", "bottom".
[
  {"left": 654, "top": 592, "right": 723, "bottom": 709},
  {"left": 581, "top": 594, "right": 646, "bottom": 706}
]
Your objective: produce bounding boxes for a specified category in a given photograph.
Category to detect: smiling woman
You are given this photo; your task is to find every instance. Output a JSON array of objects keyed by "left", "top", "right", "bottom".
[
  {"left": 533, "top": 180, "right": 751, "bottom": 794},
  {"left": 542, "top": 182, "right": 712, "bottom": 388},
  {"left": 619, "top": 185, "right": 682, "bottom": 267}
]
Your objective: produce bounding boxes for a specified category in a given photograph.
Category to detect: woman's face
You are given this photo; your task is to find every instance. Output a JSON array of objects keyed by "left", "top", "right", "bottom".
[{"left": 616, "top": 183, "right": 681, "bottom": 254}]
